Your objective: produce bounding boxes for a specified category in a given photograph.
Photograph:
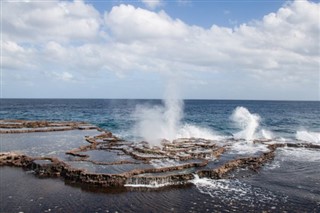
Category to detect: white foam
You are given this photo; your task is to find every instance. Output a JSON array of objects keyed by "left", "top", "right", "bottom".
[
  {"left": 176, "top": 124, "right": 223, "bottom": 141},
  {"left": 229, "top": 141, "right": 270, "bottom": 155},
  {"left": 296, "top": 130, "right": 320, "bottom": 143},
  {"left": 278, "top": 147, "right": 320, "bottom": 162},
  {"left": 124, "top": 182, "right": 173, "bottom": 188},
  {"left": 150, "top": 159, "right": 181, "bottom": 168},
  {"left": 260, "top": 129, "right": 274, "bottom": 140},
  {"left": 190, "top": 175, "right": 280, "bottom": 203},
  {"left": 264, "top": 161, "right": 281, "bottom": 170}
]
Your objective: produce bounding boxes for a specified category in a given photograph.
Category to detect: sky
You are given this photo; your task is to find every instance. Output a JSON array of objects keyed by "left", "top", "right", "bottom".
[{"left": 1, "top": 0, "right": 320, "bottom": 100}]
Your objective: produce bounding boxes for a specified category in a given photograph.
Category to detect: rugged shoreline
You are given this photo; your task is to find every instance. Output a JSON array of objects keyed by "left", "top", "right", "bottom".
[{"left": 1, "top": 119, "right": 319, "bottom": 188}]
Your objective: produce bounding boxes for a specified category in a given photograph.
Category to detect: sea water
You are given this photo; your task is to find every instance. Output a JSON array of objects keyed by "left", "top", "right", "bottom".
[{"left": 1, "top": 99, "right": 319, "bottom": 212}]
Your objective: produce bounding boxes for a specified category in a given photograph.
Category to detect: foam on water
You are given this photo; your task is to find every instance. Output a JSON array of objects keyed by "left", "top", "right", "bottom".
[
  {"left": 124, "top": 182, "right": 173, "bottom": 188},
  {"left": 260, "top": 129, "right": 274, "bottom": 140},
  {"left": 176, "top": 124, "right": 223, "bottom": 141},
  {"left": 263, "top": 146, "right": 320, "bottom": 171},
  {"left": 150, "top": 159, "right": 181, "bottom": 168},
  {"left": 229, "top": 141, "right": 270, "bottom": 155},
  {"left": 296, "top": 131, "right": 320, "bottom": 143},
  {"left": 190, "top": 175, "right": 283, "bottom": 204},
  {"left": 277, "top": 147, "right": 320, "bottom": 162},
  {"left": 125, "top": 175, "right": 177, "bottom": 188},
  {"left": 264, "top": 161, "right": 281, "bottom": 170}
]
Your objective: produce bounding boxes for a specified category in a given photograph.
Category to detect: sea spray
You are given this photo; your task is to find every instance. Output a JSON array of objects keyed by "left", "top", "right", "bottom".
[
  {"left": 133, "top": 81, "right": 218, "bottom": 145},
  {"left": 176, "top": 124, "right": 222, "bottom": 140},
  {"left": 162, "top": 83, "right": 184, "bottom": 141},
  {"left": 231, "top": 107, "right": 260, "bottom": 141},
  {"left": 229, "top": 107, "right": 274, "bottom": 154},
  {"left": 133, "top": 81, "right": 183, "bottom": 145},
  {"left": 296, "top": 130, "right": 320, "bottom": 143},
  {"left": 261, "top": 129, "right": 273, "bottom": 140}
]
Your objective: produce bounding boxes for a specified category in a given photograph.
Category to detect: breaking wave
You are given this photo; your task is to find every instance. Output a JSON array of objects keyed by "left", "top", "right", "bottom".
[
  {"left": 296, "top": 131, "right": 320, "bottom": 143},
  {"left": 176, "top": 124, "right": 223, "bottom": 140}
]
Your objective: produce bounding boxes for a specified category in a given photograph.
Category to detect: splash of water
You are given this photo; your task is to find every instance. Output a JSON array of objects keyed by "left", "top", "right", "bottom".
[
  {"left": 176, "top": 124, "right": 222, "bottom": 140},
  {"left": 231, "top": 107, "right": 260, "bottom": 141},
  {"left": 133, "top": 82, "right": 218, "bottom": 145},
  {"left": 296, "top": 130, "right": 320, "bottom": 143},
  {"left": 261, "top": 129, "right": 273, "bottom": 140},
  {"left": 133, "top": 83, "right": 183, "bottom": 145}
]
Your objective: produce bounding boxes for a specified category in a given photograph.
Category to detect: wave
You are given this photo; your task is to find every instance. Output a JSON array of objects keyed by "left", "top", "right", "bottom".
[
  {"left": 133, "top": 102, "right": 276, "bottom": 145},
  {"left": 231, "top": 106, "right": 274, "bottom": 141},
  {"left": 296, "top": 130, "right": 320, "bottom": 143},
  {"left": 176, "top": 124, "right": 223, "bottom": 141}
]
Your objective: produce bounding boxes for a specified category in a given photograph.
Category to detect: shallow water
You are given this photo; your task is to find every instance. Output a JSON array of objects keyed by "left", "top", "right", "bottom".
[{"left": 0, "top": 130, "right": 99, "bottom": 160}]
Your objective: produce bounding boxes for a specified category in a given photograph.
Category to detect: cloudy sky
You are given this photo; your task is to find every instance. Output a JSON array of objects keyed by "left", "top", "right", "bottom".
[{"left": 2, "top": 0, "right": 319, "bottom": 100}]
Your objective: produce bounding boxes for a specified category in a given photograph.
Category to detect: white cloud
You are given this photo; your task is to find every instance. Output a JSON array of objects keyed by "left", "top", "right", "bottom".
[
  {"left": 2, "top": 0, "right": 319, "bottom": 99},
  {"left": 2, "top": 0, "right": 102, "bottom": 43},
  {"left": 141, "top": 0, "right": 162, "bottom": 9},
  {"left": 105, "top": 4, "right": 188, "bottom": 41},
  {"left": 2, "top": 41, "right": 37, "bottom": 70}
]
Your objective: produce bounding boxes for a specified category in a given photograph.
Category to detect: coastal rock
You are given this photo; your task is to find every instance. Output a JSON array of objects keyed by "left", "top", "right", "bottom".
[{"left": 1, "top": 119, "right": 320, "bottom": 189}]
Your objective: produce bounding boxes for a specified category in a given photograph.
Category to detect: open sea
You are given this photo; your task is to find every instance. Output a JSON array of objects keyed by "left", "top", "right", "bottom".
[{"left": 1, "top": 99, "right": 320, "bottom": 212}]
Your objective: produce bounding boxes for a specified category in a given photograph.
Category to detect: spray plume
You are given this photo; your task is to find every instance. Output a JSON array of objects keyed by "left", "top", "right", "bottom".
[
  {"left": 133, "top": 81, "right": 183, "bottom": 145},
  {"left": 231, "top": 106, "right": 260, "bottom": 141},
  {"left": 133, "top": 80, "right": 218, "bottom": 145}
]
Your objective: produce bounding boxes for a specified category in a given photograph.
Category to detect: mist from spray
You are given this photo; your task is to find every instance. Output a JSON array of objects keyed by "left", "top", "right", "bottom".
[
  {"left": 133, "top": 82, "right": 183, "bottom": 145},
  {"left": 133, "top": 81, "right": 218, "bottom": 145},
  {"left": 231, "top": 106, "right": 260, "bottom": 141}
]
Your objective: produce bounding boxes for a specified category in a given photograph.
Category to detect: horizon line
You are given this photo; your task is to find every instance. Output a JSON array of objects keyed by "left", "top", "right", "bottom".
[{"left": 1, "top": 98, "right": 319, "bottom": 102}]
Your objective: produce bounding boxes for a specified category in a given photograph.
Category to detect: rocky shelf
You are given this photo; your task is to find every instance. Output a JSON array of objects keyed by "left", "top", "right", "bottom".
[
  {"left": 0, "top": 120, "right": 99, "bottom": 133},
  {"left": 1, "top": 119, "right": 319, "bottom": 188}
]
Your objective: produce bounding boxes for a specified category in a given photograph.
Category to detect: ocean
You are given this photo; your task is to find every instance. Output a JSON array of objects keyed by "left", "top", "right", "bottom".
[
  {"left": 2, "top": 99, "right": 319, "bottom": 138},
  {"left": 1, "top": 99, "right": 319, "bottom": 212}
]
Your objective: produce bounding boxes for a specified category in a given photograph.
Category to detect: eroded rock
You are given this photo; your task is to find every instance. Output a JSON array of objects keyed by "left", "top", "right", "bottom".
[{"left": 1, "top": 119, "right": 320, "bottom": 189}]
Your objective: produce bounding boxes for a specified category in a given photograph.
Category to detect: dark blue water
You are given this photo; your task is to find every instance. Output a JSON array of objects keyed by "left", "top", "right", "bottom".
[{"left": 1, "top": 99, "right": 319, "bottom": 139}]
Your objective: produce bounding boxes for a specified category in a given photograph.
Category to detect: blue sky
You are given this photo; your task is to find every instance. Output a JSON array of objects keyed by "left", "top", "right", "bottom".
[
  {"left": 90, "top": 0, "right": 286, "bottom": 27},
  {"left": 2, "top": 0, "right": 319, "bottom": 100}
]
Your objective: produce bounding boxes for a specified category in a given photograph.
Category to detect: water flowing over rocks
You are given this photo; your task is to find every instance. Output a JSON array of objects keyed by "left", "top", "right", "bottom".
[{"left": 1, "top": 119, "right": 320, "bottom": 188}]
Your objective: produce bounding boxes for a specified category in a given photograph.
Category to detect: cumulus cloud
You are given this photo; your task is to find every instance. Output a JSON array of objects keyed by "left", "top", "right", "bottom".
[
  {"left": 2, "top": 0, "right": 319, "bottom": 99},
  {"left": 2, "top": 0, "right": 101, "bottom": 43},
  {"left": 105, "top": 4, "right": 188, "bottom": 41}
]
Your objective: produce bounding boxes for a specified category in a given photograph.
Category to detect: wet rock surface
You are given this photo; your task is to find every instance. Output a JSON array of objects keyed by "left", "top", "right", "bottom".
[
  {"left": 0, "top": 120, "right": 98, "bottom": 133},
  {"left": 1, "top": 119, "right": 320, "bottom": 189}
]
